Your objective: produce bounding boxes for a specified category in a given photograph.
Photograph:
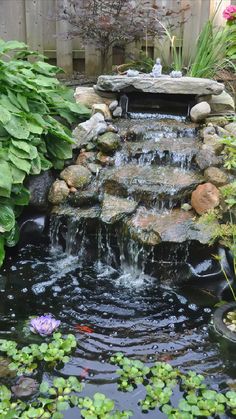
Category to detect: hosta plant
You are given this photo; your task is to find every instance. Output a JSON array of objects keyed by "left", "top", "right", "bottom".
[{"left": 0, "top": 39, "right": 90, "bottom": 268}]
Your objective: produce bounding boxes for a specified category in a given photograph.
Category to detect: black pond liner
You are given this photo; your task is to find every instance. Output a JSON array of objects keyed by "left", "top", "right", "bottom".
[{"left": 213, "top": 302, "right": 236, "bottom": 344}]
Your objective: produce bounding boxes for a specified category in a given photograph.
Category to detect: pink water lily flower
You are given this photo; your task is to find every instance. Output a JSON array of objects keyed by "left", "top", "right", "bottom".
[
  {"left": 30, "top": 315, "right": 61, "bottom": 336},
  {"left": 223, "top": 5, "right": 236, "bottom": 21}
]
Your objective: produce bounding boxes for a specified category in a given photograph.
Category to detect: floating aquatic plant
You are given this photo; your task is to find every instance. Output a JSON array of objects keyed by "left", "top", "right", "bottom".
[{"left": 30, "top": 314, "right": 61, "bottom": 336}]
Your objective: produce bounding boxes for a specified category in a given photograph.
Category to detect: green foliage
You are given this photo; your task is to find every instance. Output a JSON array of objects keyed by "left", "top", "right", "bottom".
[
  {"left": 0, "top": 39, "right": 91, "bottom": 268},
  {"left": 110, "top": 353, "right": 236, "bottom": 417},
  {"left": 0, "top": 333, "right": 77, "bottom": 375},
  {"left": 0, "top": 376, "right": 83, "bottom": 418},
  {"left": 78, "top": 393, "right": 133, "bottom": 418},
  {"left": 187, "top": 19, "right": 235, "bottom": 78},
  {"left": 114, "top": 51, "right": 154, "bottom": 74},
  {"left": 221, "top": 136, "right": 236, "bottom": 171}
]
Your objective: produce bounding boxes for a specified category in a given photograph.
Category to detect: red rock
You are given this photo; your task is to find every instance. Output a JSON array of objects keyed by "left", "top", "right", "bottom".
[{"left": 191, "top": 183, "right": 220, "bottom": 215}]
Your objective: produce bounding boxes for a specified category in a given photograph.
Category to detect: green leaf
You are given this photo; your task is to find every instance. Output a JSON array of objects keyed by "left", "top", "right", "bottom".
[
  {"left": 56, "top": 401, "right": 70, "bottom": 411},
  {"left": 4, "top": 115, "right": 30, "bottom": 139},
  {"left": 0, "top": 235, "right": 5, "bottom": 267},
  {"left": 46, "top": 138, "right": 72, "bottom": 160},
  {"left": 0, "top": 161, "right": 12, "bottom": 197},
  {"left": 0, "top": 204, "right": 15, "bottom": 233},
  {"left": 11, "top": 185, "right": 30, "bottom": 206},
  {"left": 0, "top": 40, "right": 27, "bottom": 54},
  {"left": 27, "top": 119, "right": 43, "bottom": 135},
  {"left": 17, "top": 93, "right": 30, "bottom": 112},
  {"left": 0, "top": 105, "right": 11, "bottom": 124},
  {"left": 0, "top": 95, "right": 20, "bottom": 113},
  {"left": 30, "top": 154, "right": 41, "bottom": 175},
  {"left": 8, "top": 152, "right": 31, "bottom": 174},
  {"left": 10, "top": 164, "right": 26, "bottom": 184},
  {"left": 4, "top": 223, "right": 19, "bottom": 247}
]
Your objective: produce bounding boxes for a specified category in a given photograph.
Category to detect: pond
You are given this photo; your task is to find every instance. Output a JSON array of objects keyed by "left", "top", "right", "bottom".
[{"left": 1, "top": 236, "right": 236, "bottom": 418}]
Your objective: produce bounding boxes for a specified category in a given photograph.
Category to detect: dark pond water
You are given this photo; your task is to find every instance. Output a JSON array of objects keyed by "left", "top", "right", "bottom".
[{"left": 1, "top": 240, "right": 236, "bottom": 418}]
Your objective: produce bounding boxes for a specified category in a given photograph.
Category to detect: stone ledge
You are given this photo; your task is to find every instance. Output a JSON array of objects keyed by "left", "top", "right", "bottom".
[{"left": 95, "top": 75, "right": 224, "bottom": 96}]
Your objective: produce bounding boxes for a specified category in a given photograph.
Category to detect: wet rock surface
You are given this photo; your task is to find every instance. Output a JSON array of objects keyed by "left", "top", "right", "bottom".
[
  {"left": 101, "top": 194, "right": 137, "bottom": 224},
  {"left": 60, "top": 165, "right": 92, "bottom": 189},
  {"left": 103, "top": 164, "right": 203, "bottom": 205},
  {"left": 191, "top": 183, "right": 220, "bottom": 215},
  {"left": 125, "top": 208, "right": 218, "bottom": 245}
]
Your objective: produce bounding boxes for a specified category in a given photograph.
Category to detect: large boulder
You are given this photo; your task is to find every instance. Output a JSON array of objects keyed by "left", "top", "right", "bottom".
[
  {"left": 73, "top": 113, "right": 107, "bottom": 148},
  {"left": 95, "top": 75, "right": 224, "bottom": 95},
  {"left": 190, "top": 102, "right": 211, "bottom": 122},
  {"left": 48, "top": 180, "right": 70, "bottom": 205},
  {"left": 202, "top": 133, "right": 224, "bottom": 154},
  {"left": 25, "top": 170, "right": 55, "bottom": 211},
  {"left": 209, "top": 91, "right": 235, "bottom": 114},
  {"left": 60, "top": 165, "right": 92, "bottom": 189},
  {"left": 191, "top": 183, "right": 220, "bottom": 215},
  {"left": 97, "top": 132, "right": 121, "bottom": 154},
  {"left": 74, "top": 86, "right": 116, "bottom": 108}
]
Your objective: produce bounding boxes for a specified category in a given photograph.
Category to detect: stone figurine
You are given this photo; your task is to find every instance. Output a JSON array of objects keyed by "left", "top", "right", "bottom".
[{"left": 150, "top": 58, "right": 162, "bottom": 77}]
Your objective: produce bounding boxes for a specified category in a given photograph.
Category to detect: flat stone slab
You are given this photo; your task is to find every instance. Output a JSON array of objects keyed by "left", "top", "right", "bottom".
[
  {"left": 125, "top": 208, "right": 218, "bottom": 245},
  {"left": 123, "top": 137, "right": 200, "bottom": 158},
  {"left": 95, "top": 75, "right": 224, "bottom": 96},
  {"left": 101, "top": 194, "right": 137, "bottom": 224},
  {"left": 103, "top": 164, "right": 203, "bottom": 205}
]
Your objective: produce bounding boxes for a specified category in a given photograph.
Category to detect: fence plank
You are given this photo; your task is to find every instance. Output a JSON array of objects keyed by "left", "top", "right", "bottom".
[
  {"left": 55, "top": 0, "right": 73, "bottom": 74},
  {"left": 25, "top": 0, "right": 43, "bottom": 52},
  {"left": 0, "top": 0, "right": 26, "bottom": 42}
]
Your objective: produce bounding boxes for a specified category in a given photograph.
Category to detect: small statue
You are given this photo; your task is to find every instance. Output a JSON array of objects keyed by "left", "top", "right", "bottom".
[{"left": 150, "top": 58, "right": 162, "bottom": 77}]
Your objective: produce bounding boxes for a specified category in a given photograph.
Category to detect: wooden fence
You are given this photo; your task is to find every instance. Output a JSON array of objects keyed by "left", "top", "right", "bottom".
[{"left": 0, "top": 0, "right": 235, "bottom": 76}]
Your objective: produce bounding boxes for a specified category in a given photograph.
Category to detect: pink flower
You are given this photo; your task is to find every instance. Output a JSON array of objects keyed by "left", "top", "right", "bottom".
[{"left": 223, "top": 5, "right": 236, "bottom": 21}]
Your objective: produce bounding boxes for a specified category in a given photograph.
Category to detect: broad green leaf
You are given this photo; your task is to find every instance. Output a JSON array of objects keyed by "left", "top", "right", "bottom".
[
  {"left": 32, "top": 61, "right": 61, "bottom": 76},
  {"left": 4, "top": 115, "right": 30, "bottom": 139},
  {"left": 0, "top": 204, "right": 15, "bottom": 232},
  {"left": 4, "top": 223, "right": 19, "bottom": 247},
  {"left": 0, "top": 40, "right": 27, "bottom": 54},
  {"left": 9, "top": 144, "right": 31, "bottom": 160},
  {"left": 0, "top": 105, "right": 11, "bottom": 124},
  {"left": 46, "top": 138, "right": 72, "bottom": 160},
  {"left": 7, "top": 89, "right": 21, "bottom": 110},
  {"left": 67, "top": 101, "right": 91, "bottom": 117},
  {"left": 17, "top": 93, "right": 30, "bottom": 112},
  {"left": 11, "top": 185, "right": 30, "bottom": 206},
  {"left": 27, "top": 119, "right": 43, "bottom": 135},
  {"left": 30, "top": 154, "right": 41, "bottom": 174},
  {"left": 0, "top": 160, "right": 12, "bottom": 197},
  {"left": 8, "top": 152, "right": 31, "bottom": 174},
  {"left": 0, "top": 95, "right": 20, "bottom": 113},
  {"left": 11, "top": 140, "right": 38, "bottom": 160},
  {"left": 39, "top": 153, "right": 52, "bottom": 171},
  {"left": 10, "top": 164, "right": 26, "bottom": 184},
  {"left": 31, "top": 74, "right": 59, "bottom": 87}
]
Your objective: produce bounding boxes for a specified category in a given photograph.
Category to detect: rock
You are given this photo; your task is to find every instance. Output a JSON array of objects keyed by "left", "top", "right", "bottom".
[
  {"left": 25, "top": 170, "right": 55, "bottom": 211},
  {"left": 11, "top": 377, "right": 39, "bottom": 398},
  {"left": 201, "top": 126, "right": 216, "bottom": 137},
  {"left": 215, "top": 126, "right": 230, "bottom": 137},
  {"left": 203, "top": 134, "right": 224, "bottom": 154},
  {"left": 95, "top": 75, "right": 224, "bottom": 96},
  {"left": 48, "top": 180, "right": 70, "bottom": 205},
  {"left": 191, "top": 183, "right": 220, "bottom": 214},
  {"left": 107, "top": 124, "right": 119, "bottom": 133},
  {"left": 205, "top": 116, "right": 228, "bottom": 126},
  {"left": 68, "top": 184, "right": 100, "bottom": 207},
  {"left": 74, "top": 86, "right": 115, "bottom": 108},
  {"left": 60, "top": 165, "right": 92, "bottom": 189},
  {"left": 92, "top": 103, "right": 112, "bottom": 120},
  {"left": 204, "top": 167, "right": 228, "bottom": 187},
  {"left": 209, "top": 91, "right": 235, "bottom": 114},
  {"left": 195, "top": 148, "right": 223, "bottom": 170},
  {"left": 87, "top": 163, "right": 101, "bottom": 175},
  {"left": 96, "top": 152, "right": 114, "bottom": 166},
  {"left": 109, "top": 100, "right": 119, "bottom": 111},
  {"left": 103, "top": 164, "right": 203, "bottom": 205},
  {"left": 76, "top": 150, "right": 96, "bottom": 167},
  {"left": 190, "top": 101, "right": 211, "bottom": 122},
  {"left": 224, "top": 122, "right": 236, "bottom": 137},
  {"left": 73, "top": 113, "right": 107, "bottom": 148},
  {"left": 112, "top": 106, "right": 122, "bottom": 118},
  {"left": 101, "top": 194, "right": 137, "bottom": 224},
  {"left": 97, "top": 132, "right": 121, "bottom": 154},
  {"left": 125, "top": 208, "right": 218, "bottom": 245},
  {"left": 181, "top": 203, "right": 192, "bottom": 211}
]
